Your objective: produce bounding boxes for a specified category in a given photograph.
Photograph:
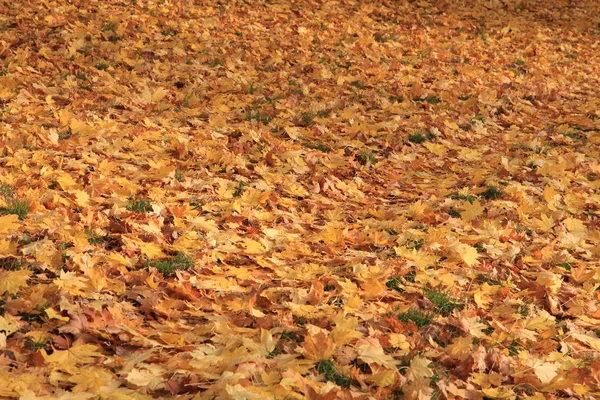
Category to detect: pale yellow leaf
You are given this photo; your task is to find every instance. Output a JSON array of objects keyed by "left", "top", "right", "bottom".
[
  {"left": 446, "top": 335, "right": 472, "bottom": 361},
  {"left": 481, "top": 387, "right": 515, "bottom": 399},
  {"left": 534, "top": 362, "right": 558, "bottom": 384},
  {"left": 55, "top": 173, "right": 80, "bottom": 191},
  {"left": 572, "top": 333, "right": 600, "bottom": 351},
  {"left": 126, "top": 365, "right": 165, "bottom": 390},
  {"left": 543, "top": 186, "right": 560, "bottom": 209},
  {"left": 357, "top": 338, "right": 397, "bottom": 369},
  {"left": 388, "top": 333, "right": 410, "bottom": 353},
  {"left": 444, "top": 120, "right": 459, "bottom": 131},
  {"left": 448, "top": 241, "right": 480, "bottom": 267},
  {"left": 0, "top": 269, "right": 31, "bottom": 296},
  {"left": 73, "top": 190, "right": 90, "bottom": 207},
  {"left": 536, "top": 271, "right": 561, "bottom": 294},
  {"left": 44, "top": 343, "right": 102, "bottom": 366},
  {"left": 187, "top": 216, "right": 219, "bottom": 232},
  {"left": 331, "top": 313, "right": 362, "bottom": 345},
  {"left": 563, "top": 217, "right": 586, "bottom": 233},
  {"left": 260, "top": 329, "right": 276, "bottom": 355},
  {"left": 423, "top": 142, "right": 446, "bottom": 156},
  {"left": 408, "top": 200, "right": 428, "bottom": 221},
  {"left": 410, "top": 356, "right": 433, "bottom": 379},
  {"left": 532, "top": 214, "right": 554, "bottom": 233},
  {"left": 151, "top": 87, "right": 169, "bottom": 104},
  {"left": 53, "top": 270, "right": 90, "bottom": 296},
  {"left": 45, "top": 308, "right": 70, "bottom": 322}
]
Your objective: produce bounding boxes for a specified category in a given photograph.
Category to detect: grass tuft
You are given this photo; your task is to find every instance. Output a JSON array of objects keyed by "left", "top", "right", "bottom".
[
  {"left": 147, "top": 253, "right": 195, "bottom": 275},
  {"left": 451, "top": 193, "right": 477, "bottom": 204},
  {"left": 126, "top": 198, "right": 152, "bottom": 213},
  {"left": 481, "top": 185, "right": 503, "bottom": 200},
  {"left": 386, "top": 276, "right": 404, "bottom": 292},
  {"left": 1, "top": 198, "right": 30, "bottom": 220},
  {"left": 0, "top": 257, "right": 22, "bottom": 271},
  {"left": 357, "top": 151, "right": 376, "bottom": 166},
  {"left": 398, "top": 308, "right": 433, "bottom": 327},
  {"left": 0, "top": 184, "right": 14, "bottom": 198},
  {"left": 425, "top": 289, "right": 462, "bottom": 316},
  {"left": 316, "top": 360, "right": 354, "bottom": 388},
  {"left": 86, "top": 229, "right": 105, "bottom": 245}
]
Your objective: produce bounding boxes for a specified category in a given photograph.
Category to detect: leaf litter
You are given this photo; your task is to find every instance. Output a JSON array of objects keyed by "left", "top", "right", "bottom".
[{"left": 1, "top": 0, "right": 600, "bottom": 398}]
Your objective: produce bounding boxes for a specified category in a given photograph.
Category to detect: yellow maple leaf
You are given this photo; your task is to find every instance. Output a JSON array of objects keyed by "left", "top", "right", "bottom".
[
  {"left": 0, "top": 214, "right": 20, "bottom": 234},
  {"left": 531, "top": 213, "right": 554, "bottom": 233},
  {"left": 543, "top": 186, "right": 560, "bottom": 210},
  {"left": 55, "top": 172, "right": 80, "bottom": 191},
  {"left": 300, "top": 332, "right": 335, "bottom": 361},
  {"left": 331, "top": 313, "right": 362, "bottom": 345},
  {"left": 73, "top": 190, "right": 90, "bottom": 207},
  {"left": 44, "top": 343, "right": 102, "bottom": 371},
  {"left": 126, "top": 365, "right": 166, "bottom": 390},
  {"left": 187, "top": 216, "right": 218, "bottom": 232},
  {"left": 462, "top": 200, "right": 484, "bottom": 222},
  {"left": 68, "top": 367, "right": 115, "bottom": 393},
  {"left": 0, "top": 314, "right": 19, "bottom": 336},
  {"left": 388, "top": 333, "right": 410, "bottom": 353},
  {"left": 139, "top": 242, "right": 166, "bottom": 259},
  {"left": 564, "top": 217, "right": 586, "bottom": 233},
  {"left": 356, "top": 338, "right": 397, "bottom": 369},
  {"left": 0, "top": 239, "right": 18, "bottom": 256},
  {"left": 572, "top": 333, "right": 600, "bottom": 351},
  {"left": 446, "top": 335, "right": 472, "bottom": 361},
  {"left": 259, "top": 329, "right": 276, "bottom": 356},
  {"left": 410, "top": 355, "right": 433, "bottom": 379},
  {"left": 240, "top": 238, "right": 265, "bottom": 255},
  {"left": 408, "top": 200, "right": 428, "bottom": 221},
  {"left": 473, "top": 283, "right": 499, "bottom": 309},
  {"left": 536, "top": 271, "right": 561, "bottom": 294},
  {"left": 423, "top": 142, "right": 446, "bottom": 156},
  {"left": 481, "top": 387, "right": 515, "bottom": 399},
  {"left": 534, "top": 362, "right": 558, "bottom": 384},
  {"left": 53, "top": 270, "right": 90, "bottom": 296},
  {"left": 366, "top": 369, "right": 397, "bottom": 388},
  {"left": 0, "top": 269, "right": 31, "bottom": 296},
  {"left": 447, "top": 241, "right": 480, "bottom": 267},
  {"left": 45, "top": 308, "right": 69, "bottom": 322}
]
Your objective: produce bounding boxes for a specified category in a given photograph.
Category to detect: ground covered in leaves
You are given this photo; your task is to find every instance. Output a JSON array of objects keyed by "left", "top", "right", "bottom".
[{"left": 1, "top": 0, "right": 600, "bottom": 398}]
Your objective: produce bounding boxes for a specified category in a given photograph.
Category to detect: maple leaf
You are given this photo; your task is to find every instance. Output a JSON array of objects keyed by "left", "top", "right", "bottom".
[
  {"left": 68, "top": 367, "right": 115, "bottom": 393},
  {"left": 461, "top": 200, "right": 485, "bottom": 222},
  {"left": 53, "top": 270, "right": 90, "bottom": 296},
  {"left": 536, "top": 271, "right": 562, "bottom": 294},
  {"left": 4, "top": 0, "right": 600, "bottom": 397},
  {"left": 126, "top": 365, "right": 166, "bottom": 390},
  {"left": 331, "top": 313, "right": 363, "bottom": 345},
  {"left": 446, "top": 241, "right": 480, "bottom": 267},
  {"left": 44, "top": 344, "right": 102, "bottom": 373},
  {"left": 530, "top": 213, "right": 554, "bottom": 233},
  {"left": 0, "top": 269, "right": 31, "bottom": 295},
  {"left": 533, "top": 362, "right": 558, "bottom": 384},
  {"left": 356, "top": 338, "right": 397, "bottom": 369},
  {"left": 0, "top": 314, "right": 19, "bottom": 336},
  {"left": 0, "top": 214, "right": 20, "bottom": 234},
  {"left": 366, "top": 369, "right": 397, "bottom": 388},
  {"left": 299, "top": 332, "right": 335, "bottom": 361}
]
